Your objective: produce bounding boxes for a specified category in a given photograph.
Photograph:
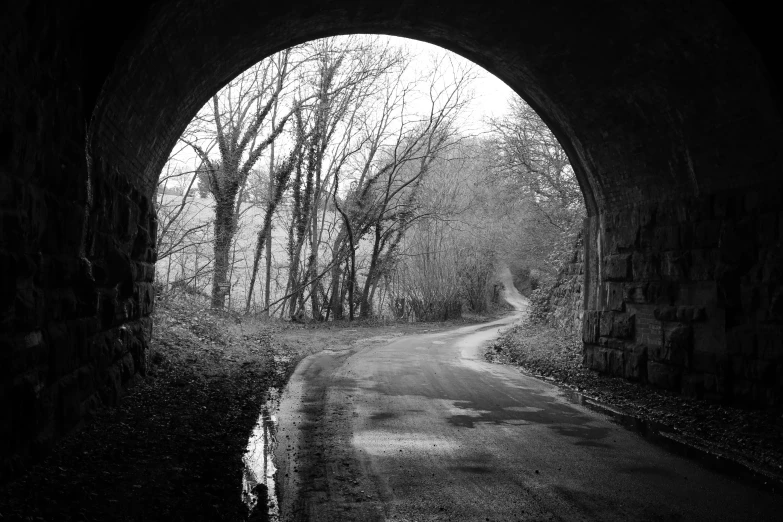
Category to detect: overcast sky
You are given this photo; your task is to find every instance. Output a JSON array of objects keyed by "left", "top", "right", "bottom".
[{"left": 391, "top": 35, "right": 518, "bottom": 133}]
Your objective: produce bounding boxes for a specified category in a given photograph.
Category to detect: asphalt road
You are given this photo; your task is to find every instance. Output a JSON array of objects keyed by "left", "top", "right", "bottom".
[{"left": 273, "top": 313, "right": 782, "bottom": 521}]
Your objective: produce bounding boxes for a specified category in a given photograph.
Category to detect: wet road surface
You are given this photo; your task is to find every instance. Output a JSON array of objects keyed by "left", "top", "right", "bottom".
[{"left": 273, "top": 314, "right": 783, "bottom": 521}]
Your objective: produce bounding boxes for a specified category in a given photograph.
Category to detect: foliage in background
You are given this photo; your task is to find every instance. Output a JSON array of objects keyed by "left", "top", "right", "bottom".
[{"left": 154, "top": 36, "right": 586, "bottom": 323}]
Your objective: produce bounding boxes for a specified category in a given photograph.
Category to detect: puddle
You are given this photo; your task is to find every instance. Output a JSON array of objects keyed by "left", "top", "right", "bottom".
[
  {"left": 559, "top": 388, "right": 782, "bottom": 492},
  {"left": 242, "top": 388, "right": 281, "bottom": 521}
]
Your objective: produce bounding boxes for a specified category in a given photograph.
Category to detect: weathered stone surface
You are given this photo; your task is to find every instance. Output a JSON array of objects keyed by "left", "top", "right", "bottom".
[
  {"left": 583, "top": 344, "right": 603, "bottom": 372},
  {"left": 663, "top": 324, "right": 693, "bottom": 366},
  {"left": 692, "top": 220, "right": 722, "bottom": 248},
  {"left": 660, "top": 251, "right": 687, "bottom": 281},
  {"left": 603, "top": 254, "right": 630, "bottom": 281},
  {"left": 604, "top": 209, "right": 638, "bottom": 254},
  {"left": 583, "top": 311, "right": 600, "bottom": 345},
  {"left": 624, "top": 344, "right": 647, "bottom": 381},
  {"left": 623, "top": 282, "right": 648, "bottom": 304},
  {"left": 632, "top": 252, "right": 660, "bottom": 281},
  {"left": 652, "top": 225, "right": 680, "bottom": 251},
  {"left": 599, "top": 312, "right": 614, "bottom": 337},
  {"left": 688, "top": 249, "right": 720, "bottom": 281},
  {"left": 603, "top": 282, "right": 624, "bottom": 312}
]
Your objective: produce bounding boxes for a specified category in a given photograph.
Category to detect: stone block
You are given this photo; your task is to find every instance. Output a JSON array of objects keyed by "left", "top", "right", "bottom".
[
  {"left": 603, "top": 254, "right": 630, "bottom": 281},
  {"left": 692, "top": 220, "right": 722, "bottom": 248},
  {"left": 661, "top": 251, "right": 687, "bottom": 281},
  {"left": 612, "top": 313, "right": 634, "bottom": 338},
  {"left": 132, "top": 226, "right": 153, "bottom": 260},
  {"left": 624, "top": 344, "right": 647, "bottom": 381},
  {"left": 607, "top": 348, "right": 625, "bottom": 377},
  {"left": 99, "top": 365, "right": 123, "bottom": 406},
  {"left": 603, "top": 282, "right": 624, "bottom": 311},
  {"left": 654, "top": 306, "right": 677, "bottom": 321},
  {"left": 136, "top": 283, "right": 155, "bottom": 316},
  {"left": 664, "top": 324, "right": 693, "bottom": 366},
  {"left": 632, "top": 252, "right": 660, "bottom": 281},
  {"left": 675, "top": 306, "right": 696, "bottom": 322},
  {"left": 652, "top": 225, "right": 680, "bottom": 251},
  {"left": 584, "top": 344, "right": 607, "bottom": 372},
  {"left": 645, "top": 281, "right": 679, "bottom": 305},
  {"left": 624, "top": 282, "right": 648, "bottom": 303},
  {"left": 639, "top": 203, "right": 655, "bottom": 229},
  {"left": 647, "top": 361, "right": 682, "bottom": 390},
  {"left": 599, "top": 311, "right": 614, "bottom": 337},
  {"left": 604, "top": 209, "right": 638, "bottom": 253},
  {"left": 656, "top": 201, "right": 688, "bottom": 225}
]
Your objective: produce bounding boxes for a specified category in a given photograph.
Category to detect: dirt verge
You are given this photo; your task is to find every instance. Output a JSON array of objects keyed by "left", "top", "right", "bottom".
[{"left": 0, "top": 294, "right": 498, "bottom": 521}]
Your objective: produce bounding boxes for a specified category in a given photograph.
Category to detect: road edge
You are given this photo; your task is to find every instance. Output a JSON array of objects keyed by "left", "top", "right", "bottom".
[{"left": 515, "top": 366, "right": 783, "bottom": 494}]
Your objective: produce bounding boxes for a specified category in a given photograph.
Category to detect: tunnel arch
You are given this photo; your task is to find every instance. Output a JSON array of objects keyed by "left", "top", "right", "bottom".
[
  {"left": 86, "top": 0, "right": 782, "bottom": 221},
  {"left": 3, "top": 0, "right": 782, "bottom": 477}
]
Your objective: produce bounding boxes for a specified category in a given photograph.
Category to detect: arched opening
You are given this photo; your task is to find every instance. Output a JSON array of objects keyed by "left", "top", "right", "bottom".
[
  {"left": 153, "top": 34, "right": 582, "bottom": 320},
  {"left": 87, "top": 0, "right": 782, "bottom": 404}
]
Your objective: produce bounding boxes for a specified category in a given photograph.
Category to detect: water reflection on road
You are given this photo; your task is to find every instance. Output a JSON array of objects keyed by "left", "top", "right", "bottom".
[{"left": 242, "top": 388, "right": 280, "bottom": 521}]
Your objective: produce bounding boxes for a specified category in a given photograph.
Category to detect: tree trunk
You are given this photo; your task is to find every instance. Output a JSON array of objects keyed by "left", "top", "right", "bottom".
[
  {"left": 359, "top": 225, "right": 383, "bottom": 318},
  {"left": 264, "top": 204, "right": 273, "bottom": 316},
  {"left": 329, "top": 255, "right": 344, "bottom": 320},
  {"left": 211, "top": 197, "right": 236, "bottom": 308}
]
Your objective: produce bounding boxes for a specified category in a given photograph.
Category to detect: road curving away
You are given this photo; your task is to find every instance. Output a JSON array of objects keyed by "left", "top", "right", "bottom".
[{"left": 272, "top": 313, "right": 781, "bottom": 521}]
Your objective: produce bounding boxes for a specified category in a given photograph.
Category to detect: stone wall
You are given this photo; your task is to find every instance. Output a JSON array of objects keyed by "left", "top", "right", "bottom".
[
  {"left": 0, "top": 3, "right": 155, "bottom": 480},
  {"left": 583, "top": 188, "right": 783, "bottom": 406}
]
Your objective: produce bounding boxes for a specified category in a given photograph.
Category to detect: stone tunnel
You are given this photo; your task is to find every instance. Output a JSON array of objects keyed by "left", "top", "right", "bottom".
[{"left": 1, "top": 0, "right": 781, "bottom": 477}]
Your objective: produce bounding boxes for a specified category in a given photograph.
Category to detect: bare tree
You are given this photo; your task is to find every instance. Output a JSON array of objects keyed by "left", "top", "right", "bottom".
[
  {"left": 182, "top": 50, "right": 300, "bottom": 308},
  {"left": 154, "top": 150, "right": 213, "bottom": 270},
  {"left": 488, "top": 98, "right": 585, "bottom": 275},
  {"left": 278, "top": 36, "right": 410, "bottom": 320}
]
